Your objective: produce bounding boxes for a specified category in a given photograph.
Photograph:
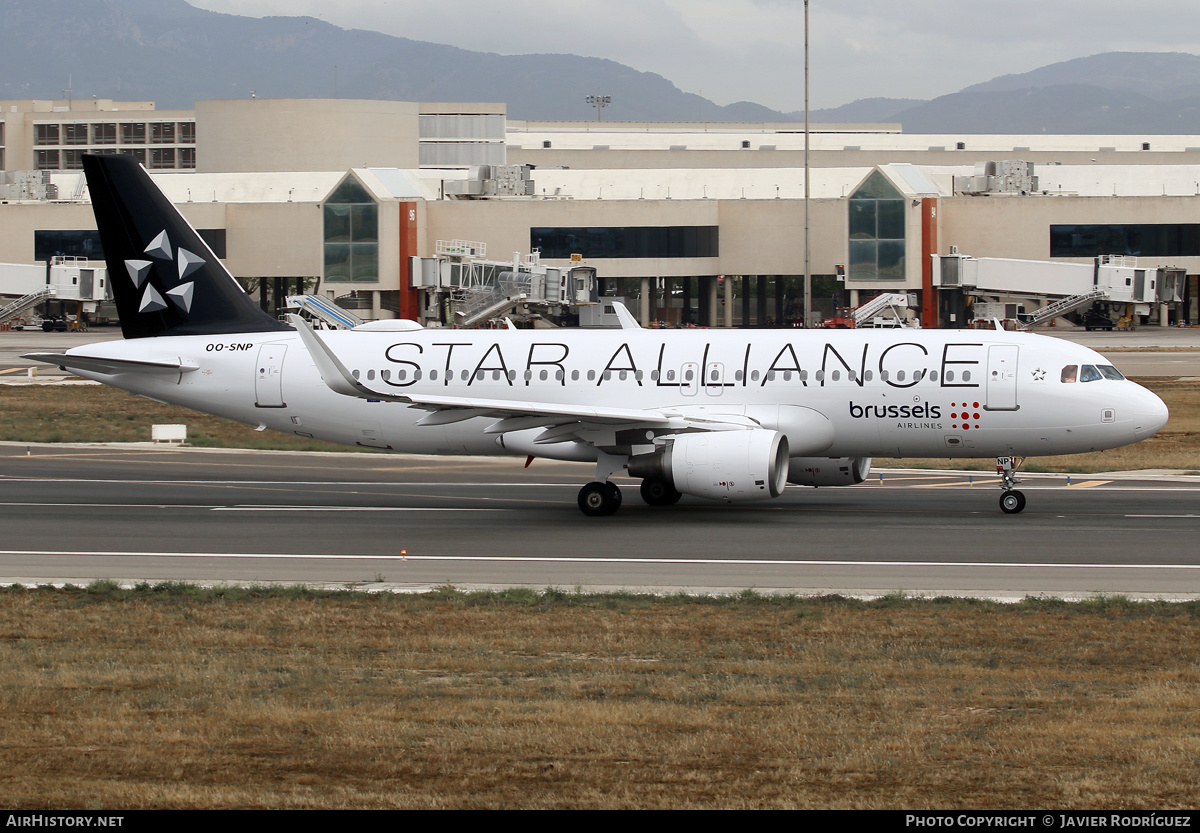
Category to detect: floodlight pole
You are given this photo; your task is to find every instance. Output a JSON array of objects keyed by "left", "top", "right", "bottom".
[
  {"left": 586, "top": 94, "right": 611, "bottom": 122},
  {"left": 803, "top": 0, "right": 811, "bottom": 329}
]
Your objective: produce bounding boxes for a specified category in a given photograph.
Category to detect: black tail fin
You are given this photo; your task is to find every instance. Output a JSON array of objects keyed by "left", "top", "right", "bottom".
[{"left": 83, "top": 154, "right": 290, "bottom": 339}]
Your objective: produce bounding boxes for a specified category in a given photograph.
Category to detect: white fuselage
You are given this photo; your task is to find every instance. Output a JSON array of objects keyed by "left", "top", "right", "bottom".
[{"left": 65, "top": 326, "right": 1168, "bottom": 462}]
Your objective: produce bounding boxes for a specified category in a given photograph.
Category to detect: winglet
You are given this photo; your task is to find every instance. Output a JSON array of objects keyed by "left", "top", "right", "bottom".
[
  {"left": 611, "top": 301, "right": 641, "bottom": 329},
  {"left": 288, "top": 314, "right": 377, "bottom": 398}
]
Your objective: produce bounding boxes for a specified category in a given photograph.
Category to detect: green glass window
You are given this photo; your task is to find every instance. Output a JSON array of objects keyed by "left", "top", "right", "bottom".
[
  {"left": 847, "top": 171, "right": 906, "bottom": 281},
  {"left": 323, "top": 176, "right": 378, "bottom": 283}
]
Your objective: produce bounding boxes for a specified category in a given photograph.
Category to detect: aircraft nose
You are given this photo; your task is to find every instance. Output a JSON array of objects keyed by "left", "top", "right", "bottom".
[{"left": 1131, "top": 386, "right": 1169, "bottom": 439}]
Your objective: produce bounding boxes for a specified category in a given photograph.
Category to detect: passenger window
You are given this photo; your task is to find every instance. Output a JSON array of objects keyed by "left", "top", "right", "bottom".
[
  {"left": 1061, "top": 365, "right": 1077, "bottom": 383},
  {"left": 1098, "top": 365, "right": 1124, "bottom": 380},
  {"left": 1080, "top": 365, "right": 1102, "bottom": 383}
]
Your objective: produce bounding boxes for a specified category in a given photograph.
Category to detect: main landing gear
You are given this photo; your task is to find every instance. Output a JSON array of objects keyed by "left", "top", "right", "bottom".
[
  {"left": 996, "top": 456, "right": 1026, "bottom": 514},
  {"left": 578, "top": 481, "right": 622, "bottom": 516},
  {"left": 640, "top": 477, "right": 682, "bottom": 507}
]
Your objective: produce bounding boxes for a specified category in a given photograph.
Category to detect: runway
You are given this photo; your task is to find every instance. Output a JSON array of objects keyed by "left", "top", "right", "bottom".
[{"left": 2, "top": 444, "right": 1199, "bottom": 599}]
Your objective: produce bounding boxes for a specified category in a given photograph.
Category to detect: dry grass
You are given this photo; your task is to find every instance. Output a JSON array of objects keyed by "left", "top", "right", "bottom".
[
  {"left": 0, "top": 384, "right": 357, "bottom": 452},
  {"left": 2, "top": 585, "right": 1199, "bottom": 809}
]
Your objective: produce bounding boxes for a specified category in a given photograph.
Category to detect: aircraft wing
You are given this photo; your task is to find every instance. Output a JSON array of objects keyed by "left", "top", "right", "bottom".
[
  {"left": 290, "top": 316, "right": 718, "bottom": 435},
  {"left": 22, "top": 352, "right": 200, "bottom": 376}
]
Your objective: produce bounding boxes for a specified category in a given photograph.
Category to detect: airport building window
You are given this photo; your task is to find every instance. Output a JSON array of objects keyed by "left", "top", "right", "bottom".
[
  {"left": 1050, "top": 224, "right": 1200, "bottom": 258},
  {"left": 179, "top": 148, "right": 196, "bottom": 169},
  {"left": 150, "top": 122, "right": 176, "bottom": 144},
  {"left": 120, "top": 148, "right": 146, "bottom": 164},
  {"left": 529, "top": 226, "right": 719, "bottom": 259},
  {"left": 34, "top": 124, "right": 60, "bottom": 146},
  {"left": 61, "top": 150, "right": 84, "bottom": 170},
  {"left": 35, "top": 149, "right": 60, "bottom": 169},
  {"left": 323, "top": 176, "right": 379, "bottom": 283},
  {"left": 63, "top": 124, "right": 89, "bottom": 145},
  {"left": 848, "top": 170, "right": 906, "bottom": 281},
  {"left": 91, "top": 123, "right": 117, "bottom": 145},
  {"left": 120, "top": 123, "right": 146, "bottom": 144},
  {"left": 150, "top": 148, "right": 176, "bottom": 169},
  {"left": 179, "top": 122, "right": 196, "bottom": 144},
  {"left": 36, "top": 228, "right": 228, "bottom": 261}
]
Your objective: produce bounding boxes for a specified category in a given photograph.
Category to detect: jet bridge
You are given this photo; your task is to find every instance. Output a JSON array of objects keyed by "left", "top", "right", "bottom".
[
  {"left": 0, "top": 258, "right": 108, "bottom": 327},
  {"left": 410, "top": 241, "right": 600, "bottom": 328},
  {"left": 932, "top": 253, "right": 1184, "bottom": 328}
]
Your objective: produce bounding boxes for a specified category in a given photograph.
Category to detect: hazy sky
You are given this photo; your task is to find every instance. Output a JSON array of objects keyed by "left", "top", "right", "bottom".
[{"left": 186, "top": 0, "right": 1200, "bottom": 111}]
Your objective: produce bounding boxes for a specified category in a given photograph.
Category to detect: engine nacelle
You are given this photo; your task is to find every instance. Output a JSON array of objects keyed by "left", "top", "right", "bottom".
[
  {"left": 629, "top": 430, "right": 789, "bottom": 502},
  {"left": 786, "top": 456, "right": 872, "bottom": 487}
]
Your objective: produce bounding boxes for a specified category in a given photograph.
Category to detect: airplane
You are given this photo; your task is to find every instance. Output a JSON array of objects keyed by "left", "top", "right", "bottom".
[{"left": 26, "top": 155, "right": 1169, "bottom": 516}]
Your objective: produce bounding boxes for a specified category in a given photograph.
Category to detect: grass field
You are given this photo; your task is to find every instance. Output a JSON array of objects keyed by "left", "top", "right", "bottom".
[
  {"left": 3, "top": 584, "right": 1200, "bottom": 809},
  {"left": 3, "top": 381, "right": 1199, "bottom": 808},
  {"left": 1, "top": 378, "right": 1198, "bottom": 471}
]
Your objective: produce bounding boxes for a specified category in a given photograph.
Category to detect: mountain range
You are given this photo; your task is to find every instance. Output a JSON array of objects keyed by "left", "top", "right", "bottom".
[{"left": 4, "top": 0, "right": 1200, "bottom": 133}]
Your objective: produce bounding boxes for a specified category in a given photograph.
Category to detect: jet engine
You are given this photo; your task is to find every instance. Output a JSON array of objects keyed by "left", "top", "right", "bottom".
[
  {"left": 786, "top": 456, "right": 872, "bottom": 487},
  {"left": 628, "top": 429, "right": 789, "bottom": 502}
]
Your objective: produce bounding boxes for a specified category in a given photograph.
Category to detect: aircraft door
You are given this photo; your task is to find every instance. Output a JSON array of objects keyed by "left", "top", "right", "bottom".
[
  {"left": 985, "top": 345, "right": 1019, "bottom": 411},
  {"left": 255, "top": 343, "right": 287, "bottom": 408},
  {"left": 705, "top": 362, "right": 725, "bottom": 396},
  {"left": 681, "top": 362, "right": 699, "bottom": 396}
]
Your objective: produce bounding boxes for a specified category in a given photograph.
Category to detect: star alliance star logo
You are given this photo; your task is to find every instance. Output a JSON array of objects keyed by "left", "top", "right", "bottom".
[
  {"left": 1031, "top": 367, "right": 1047, "bottom": 381},
  {"left": 124, "top": 229, "right": 202, "bottom": 315}
]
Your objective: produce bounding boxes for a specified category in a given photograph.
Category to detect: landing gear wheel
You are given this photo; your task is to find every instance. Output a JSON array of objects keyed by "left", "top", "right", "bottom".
[
  {"left": 999, "top": 490, "right": 1027, "bottom": 514},
  {"left": 578, "top": 481, "right": 621, "bottom": 516},
  {"left": 640, "top": 478, "right": 682, "bottom": 506},
  {"left": 605, "top": 481, "right": 623, "bottom": 512}
]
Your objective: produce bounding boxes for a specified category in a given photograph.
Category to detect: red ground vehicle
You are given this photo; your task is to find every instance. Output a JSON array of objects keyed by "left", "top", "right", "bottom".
[{"left": 820, "top": 307, "right": 856, "bottom": 328}]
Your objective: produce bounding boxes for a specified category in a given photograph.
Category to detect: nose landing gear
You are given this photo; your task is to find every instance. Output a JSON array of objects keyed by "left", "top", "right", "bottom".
[{"left": 996, "top": 456, "right": 1026, "bottom": 514}]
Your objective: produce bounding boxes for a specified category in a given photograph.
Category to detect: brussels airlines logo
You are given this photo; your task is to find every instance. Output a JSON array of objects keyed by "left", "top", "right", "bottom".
[
  {"left": 124, "top": 229, "right": 202, "bottom": 316},
  {"left": 849, "top": 402, "right": 942, "bottom": 421},
  {"left": 849, "top": 401, "right": 986, "bottom": 431}
]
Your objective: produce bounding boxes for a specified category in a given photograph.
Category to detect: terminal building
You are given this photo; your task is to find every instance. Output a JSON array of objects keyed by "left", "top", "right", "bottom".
[{"left": 1, "top": 96, "right": 1198, "bottom": 329}]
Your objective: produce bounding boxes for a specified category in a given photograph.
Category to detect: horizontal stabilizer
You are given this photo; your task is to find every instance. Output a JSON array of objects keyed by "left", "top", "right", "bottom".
[{"left": 23, "top": 352, "right": 199, "bottom": 376}]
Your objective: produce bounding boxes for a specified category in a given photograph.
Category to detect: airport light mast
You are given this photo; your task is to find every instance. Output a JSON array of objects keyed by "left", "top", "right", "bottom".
[
  {"left": 586, "top": 94, "right": 612, "bottom": 122},
  {"left": 803, "top": 0, "right": 811, "bottom": 329}
]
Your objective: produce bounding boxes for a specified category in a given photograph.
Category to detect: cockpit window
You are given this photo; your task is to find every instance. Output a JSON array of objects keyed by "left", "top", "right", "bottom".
[
  {"left": 1097, "top": 364, "right": 1124, "bottom": 380},
  {"left": 1080, "top": 365, "right": 1103, "bottom": 383},
  {"left": 1061, "top": 365, "right": 1078, "bottom": 383}
]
